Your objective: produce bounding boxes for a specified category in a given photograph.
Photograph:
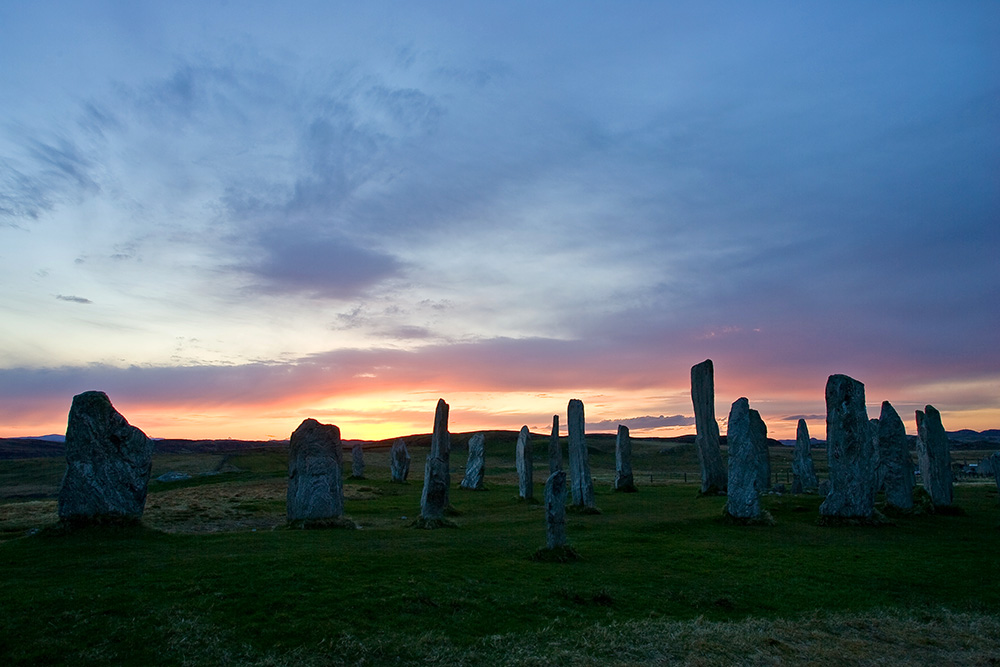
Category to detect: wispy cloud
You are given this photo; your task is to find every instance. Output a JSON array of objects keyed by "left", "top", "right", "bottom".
[
  {"left": 55, "top": 295, "right": 92, "bottom": 304},
  {"left": 587, "top": 415, "right": 695, "bottom": 431}
]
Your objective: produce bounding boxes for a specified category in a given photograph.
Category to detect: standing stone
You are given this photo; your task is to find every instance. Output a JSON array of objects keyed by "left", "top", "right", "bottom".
[
  {"left": 351, "top": 442, "right": 365, "bottom": 479},
  {"left": 868, "top": 418, "right": 881, "bottom": 491},
  {"left": 567, "top": 399, "right": 596, "bottom": 509},
  {"left": 819, "top": 374, "right": 877, "bottom": 520},
  {"left": 390, "top": 439, "right": 411, "bottom": 482},
  {"left": 460, "top": 433, "right": 486, "bottom": 490},
  {"left": 549, "top": 415, "right": 562, "bottom": 474},
  {"left": 792, "top": 419, "right": 818, "bottom": 493},
  {"left": 991, "top": 452, "right": 1000, "bottom": 494},
  {"left": 749, "top": 409, "right": 771, "bottom": 494},
  {"left": 614, "top": 424, "right": 637, "bottom": 492},
  {"left": 545, "top": 470, "right": 568, "bottom": 549},
  {"left": 725, "top": 398, "right": 761, "bottom": 519},
  {"left": 57, "top": 391, "right": 155, "bottom": 525},
  {"left": 916, "top": 405, "right": 954, "bottom": 508},
  {"left": 419, "top": 398, "right": 451, "bottom": 522},
  {"left": 286, "top": 419, "right": 344, "bottom": 525},
  {"left": 516, "top": 426, "right": 534, "bottom": 499},
  {"left": 691, "top": 359, "right": 727, "bottom": 495},
  {"left": 876, "top": 401, "right": 914, "bottom": 510}
]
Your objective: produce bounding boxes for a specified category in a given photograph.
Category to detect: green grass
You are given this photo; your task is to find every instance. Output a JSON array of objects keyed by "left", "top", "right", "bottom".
[{"left": 1, "top": 442, "right": 999, "bottom": 665}]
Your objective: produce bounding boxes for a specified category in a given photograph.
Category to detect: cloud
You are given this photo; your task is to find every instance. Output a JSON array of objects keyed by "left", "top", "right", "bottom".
[
  {"left": 55, "top": 295, "right": 92, "bottom": 304},
  {"left": 587, "top": 415, "right": 695, "bottom": 431},
  {"left": 781, "top": 414, "right": 826, "bottom": 422}
]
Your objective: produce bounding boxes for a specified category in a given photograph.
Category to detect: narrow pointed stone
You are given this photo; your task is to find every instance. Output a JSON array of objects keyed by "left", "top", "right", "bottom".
[
  {"left": 819, "top": 374, "right": 877, "bottom": 520},
  {"left": 57, "top": 391, "right": 155, "bottom": 526},
  {"left": 567, "top": 399, "right": 596, "bottom": 508},
  {"left": 545, "top": 470, "right": 567, "bottom": 549},
  {"left": 691, "top": 359, "right": 727, "bottom": 495},
  {"left": 286, "top": 419, "right": 344, "bottom": 525},
  {"left": 516, "top": 426, "right": 534, "bottom": 499},
  {"left": 548, "top": 415, "right": 562, "bottom": 474},
  {"left": 792, "top": 419, "right": 818, "bottom": 493},
  {"left": 749, "top": 409, "right": 771, "bottom": 494},
  {"left": 351, "top": 442, "right": 365, "bottom": 479},
  {"left": 420, "top": 398, "right": 451, "bottom": 521},
  {"left": 876, "top": 401, "right": 914, "bottom": 510},
  {"left": 390, "top": 439, "right": 410, "bottom": 482},
  {"left": 916, "top": 405, "right": 953, "bottom": 508},
  {"left": 725, "top": 397, "right": 760, "bottom": 519},
  {"left": 614, "top": 424, "right": 637, "bottom": 492},
  {"left": 460, "top": 433, "right": 486, "bottom": 490}
]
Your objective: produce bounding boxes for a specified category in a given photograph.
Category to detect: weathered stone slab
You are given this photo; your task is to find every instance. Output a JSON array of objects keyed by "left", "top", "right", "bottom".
[
  {"left": 614, "top": 424, "right": 637, "bottom": 492},
  {"left": 691, "top": 359, "right": 727, "bottom": 495},
  {"left": 390, "top": 439, "right": 410, "bottom": 482},
  {"left": 819, "top": 374, "right": 877, "bottom": 520},
  {"left": 549, "top": 415, "right": 562, "bottom": 474},
  {"left": 460, "top": 433, "right": 486, "bottom": 490},
  {"left": 419, "top": 399, "right": 451, "bottom": 522},
  {"left": 351, "top": 442, "right": 365, "bottom": 479},
  {"left": 545, "top": 470, "right": 567, "bottom": 548},
  {"left": 57, "top": 390, "right": 155, "bottom": 525},
  {"left": 749, "top": 409, "right": 771, "bottom": 494},
  {"left": 792, "top": 419, "right": 818, "bottom": 493},
  {"left": 876, "top": 401, "right": 914, "bottom": 510},
  {"left": 567, "top": 399, "right": 596, "bottom": 509},
  {"left": 286, "top": 418, "right": 344, "bottom": 524},
  {"left": 725, "top": 397, "right": 760, "bottom": 519},
  {"left": 916, "top": 405, "right": 953, "bottom": 508},
  {"left": 516, "top": 426, "right": 534, "bottom": 499}
]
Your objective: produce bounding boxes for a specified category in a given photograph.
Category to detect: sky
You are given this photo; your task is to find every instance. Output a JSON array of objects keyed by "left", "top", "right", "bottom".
[{"left": 1, "top": 1, "right": 998, "bottom": 442}]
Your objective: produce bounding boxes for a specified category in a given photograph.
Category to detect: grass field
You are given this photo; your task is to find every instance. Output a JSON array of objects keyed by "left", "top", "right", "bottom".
[{"left": 1, "top": 434, "right": 999, "bottom": 665}]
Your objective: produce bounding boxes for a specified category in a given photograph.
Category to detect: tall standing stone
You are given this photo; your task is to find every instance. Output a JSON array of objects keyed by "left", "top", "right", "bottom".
[
  {"left": 749, "top": 409, "right": 771, "bottom": 494},
  {"left": 516, "top": 426, "right": 534, "bottom": 499},
  {"left": 390, "top": 439, "right": 411, "bottom": 482},
  {"left": 691, "top": 359, "right": 727, "bottom": 495},
  {"left": 792, "top": 419, "right": 818, "bottom": 493},
  {"left": 567, "top": 399, "right": 596, "bottom": 509},
  {"left": 545, "top": 470, "right": 567, "bottom": 549},
  {"left": 614, "top": 424, "right": 637, "bottom": 492},
  {"left": 819, "top": 374, "right": 877, "bottom": 520},
  {"left": 460, "top": 433, "right": 486, "bottom": 490},
  {"left": 549, "top": 415, "right": 562, "bottom": 474},
  {"left": 57, "top": 391, "right": 155, "bottom": 525},
  {"left": 286, "top": 419, "right": 344, "bottom": 525},
  {"left": 876, "top": 401, "right": 914, "bottom": 510},
  {"left": 916, "top": 405, "right": 954, "bottom": 508},
  {"left": 725, "top": 397, "right": 761, "bottom": 519},
  {"left": 419, "top": 398, "right": 451, "bottom": 522},
  {"left": 351, "top": 442, "right": 365, "bottom": 479}
]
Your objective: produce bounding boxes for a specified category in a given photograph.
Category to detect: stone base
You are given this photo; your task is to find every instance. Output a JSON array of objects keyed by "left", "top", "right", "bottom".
[
  {"left": 287, "top": 517, "right": 359, "bottom": 530},
  {"left": 531, "top": 545, "right": 582, "bottom": 563},
  {"left": 444, "top": 504, "right": 463, "bottom": 516},
  {"left": 410, "top": 516, "right": 458, "bottom": 529},
  {"left": 721, "top": 509, "right": 775, "bottom": 526}
]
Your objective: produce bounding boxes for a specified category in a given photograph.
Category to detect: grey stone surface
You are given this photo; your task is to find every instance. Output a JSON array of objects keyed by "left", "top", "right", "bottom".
[
  {"left": 545, "top": 470, "right": 568, "bottom": 549},
  {"left": 876, "top": 401, "right": 914, "bottom": 510},
  {"left": 792, "top": 419, "right": 818, "bottom": 493},
  {"left": 390, "top": 439, "right": 410, "bottom": 482},
  {"left": 549, "top": 415, "right": 562, "bottom": 474},
  {"left": 516, "top": 426, "right": 534, "bottom": 499},
  {"left": 351, "top": 442, "right": 365, "bottom": 479},
  {"left": 567, "top": 399, "right": 596, "bottom": 508},
  {"left": 819, "top": 374, "right": 877, "bottom": 519},
  {"left": 286, "top": 418, "right": 344, "bottom": 523},
  {"left": 818, "top": 479, "right": 830, "bottom": 497},
  {"left": 460, "top": 433, "right": 486, "bottom": 490},
  {"left": 691, "top": 359, "right": 727, "bottom": 495},
  {"left": 420, "top": 398, "right": 451, "bottom": 520},
  {"left": 725, "top": 397, "right": 760, "bottom": 519},
  {"left": 57, "top": 391, "right": 155, "bottom": 525},
  {"left": 614, "top": 424, "right": 637, "bottom": 492},
  {"left": 749, "top": 409, "right": 771, "bottom": 494},
  {"left": 916, "top": 405, "right": 954, "bottom": 507}
]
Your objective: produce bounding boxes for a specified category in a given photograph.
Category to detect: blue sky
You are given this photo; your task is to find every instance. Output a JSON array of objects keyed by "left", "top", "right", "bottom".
[{"left": 1, "top": 2, "right": 998, "bottom": 440}]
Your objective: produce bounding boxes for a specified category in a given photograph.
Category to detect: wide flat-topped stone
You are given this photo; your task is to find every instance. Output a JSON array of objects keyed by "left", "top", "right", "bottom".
[
  {"left": 286, "top": 418, "right": 345, "bottom": 525},
  {"left": 819, "top": 374, "right": 877, "bottom": 520}
]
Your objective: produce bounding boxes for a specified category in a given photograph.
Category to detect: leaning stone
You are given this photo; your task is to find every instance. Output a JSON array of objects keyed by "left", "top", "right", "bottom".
[
  {"left": 567, "top": 399, "right": 597, "bottom": 510},
  {"left": 390, "top": 439, "right": 411, "bottom": 483},
  {"left": 691, "top": 359, "right": 727, "bottom": 495},
  {"left": 916, "top": 405, "right": 954, "bottom": 508},
  {"left": 57, "top": 391, "right": 155, "bottom": 526},
  {"left": 792, "top": 419, "right": 819, "bottom": 493},
  {"left": 286, "top": 418, "right": 348, "bottom": 527},
  {"left": 819, "top": 374, "right": 877, "bottom": 521},
  {"left": 749, "top": 409, "right": 771, "bottom": 494},
  {"left": 460, "top": 433, "right": 486, "bottom": 490},
  {"left": 418, "top": 398, "right": 453, "bottom": 527},
  {"left": 614, "top": 425, "right": 637, "bottom": 492},
  {"left": 876, "top": 402, "right": 914, "bottom": 511},
  {"left": 549, "top": 415, "right": 562, "bottom": 474},
  {"left": 516, "top": 426, "right": 534, "bottom": 500},
  {"left": 725, "top": 397, "right": 761, "bottom": 520},
  {"left": 351, "top": 442, "right": 365, "bottom": 479}
]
